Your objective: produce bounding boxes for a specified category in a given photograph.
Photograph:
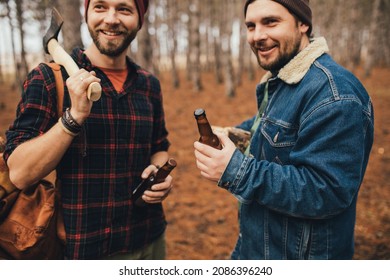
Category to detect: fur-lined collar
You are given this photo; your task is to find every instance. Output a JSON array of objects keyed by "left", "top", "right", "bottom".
[{"left": 260, "top": 37, "right": 329, "bottom": 84}]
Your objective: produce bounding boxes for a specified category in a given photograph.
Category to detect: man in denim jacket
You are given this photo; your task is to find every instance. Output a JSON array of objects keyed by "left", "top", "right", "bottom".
[{"left": 194, "top": 0, "right": 374, "bottom": 259}]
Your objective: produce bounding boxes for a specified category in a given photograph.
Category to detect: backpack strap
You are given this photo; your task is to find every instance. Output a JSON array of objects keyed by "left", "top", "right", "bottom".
[
  {"left": 42, "top": 64, "right": 67, "bottom": 242},
  {"left": 44, "top": 62, "right": 64, "bottom": 117},
  {"left": 42, "top": 62, "right": 65, "bottom": 186}
]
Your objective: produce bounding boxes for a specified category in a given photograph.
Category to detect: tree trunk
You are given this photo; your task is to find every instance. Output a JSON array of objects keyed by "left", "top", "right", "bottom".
[
  {"left": 236, "top": 24, "right": 245, "bottom": 87},
  {"left": 15, "top": 0, "right": 28, "bottom": 88},
  {"left": 364, "top": 0, "right": 388, "bottom": 76},
  {"left": 189, "top": 0, "right": 202, "bottom": 92},
  {"left": 343, "top": 0, "right": 363, "bottom": 72},
  {"left": 203, "top": 10, "right": 212, "bottom": 72},
  {"left": 2, "top": 0, "right": 19, "bottom": 86},
  {"left": 221, "top": 1, "right": 235, "bottom": 98},
  {"left": 167, "top": 0, "right": 179, "bottom": 88},
  {"left": 185, "top": 3, "right": 192, "bottom": 82},
  {"left": 136, "top": 16, "right": 153, "bottom": 72},
  {"left": 211, "top": 0, "right": 223, "bottom": 84},
  {"left": 57, "top": 0, "right": 83, "bottom": 52},
  {"left": 150, "top": 2, "right": 160, "bottom": 76},
  {"left": 0, "top": 38, "right": 3, "bottom": 83}
]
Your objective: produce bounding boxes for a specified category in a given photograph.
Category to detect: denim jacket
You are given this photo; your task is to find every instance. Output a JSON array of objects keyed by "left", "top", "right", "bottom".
[{"left": 218, "top": 38, "right": 374, "bottom": 259}]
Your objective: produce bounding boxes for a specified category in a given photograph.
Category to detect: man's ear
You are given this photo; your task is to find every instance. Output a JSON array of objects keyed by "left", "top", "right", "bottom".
[{"left": 299, "top": 22, "right": 310, "bottom": 35}]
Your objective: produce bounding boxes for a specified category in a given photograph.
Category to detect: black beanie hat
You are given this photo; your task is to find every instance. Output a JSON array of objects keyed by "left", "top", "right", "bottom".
[{"left": 244, "top": 0, "right": 312, "bottom": 35}]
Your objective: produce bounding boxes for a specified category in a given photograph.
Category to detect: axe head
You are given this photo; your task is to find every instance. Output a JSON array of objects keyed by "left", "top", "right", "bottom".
[{"left": 43, "top": 8, "right": 64, "bottom": 54}]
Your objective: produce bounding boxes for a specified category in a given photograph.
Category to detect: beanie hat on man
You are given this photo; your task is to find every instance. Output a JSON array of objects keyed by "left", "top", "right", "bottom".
[
  {"left": 84, "top": 0, "right": 149, "bottom": 28},
  {"left": 244, "top": 0, "right": 312, "bottom": 35}
]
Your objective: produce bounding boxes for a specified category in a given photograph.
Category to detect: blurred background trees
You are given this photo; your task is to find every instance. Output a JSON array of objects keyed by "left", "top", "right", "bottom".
[{"left": 0, "top": 0, "right": 389, "bottom": 93}]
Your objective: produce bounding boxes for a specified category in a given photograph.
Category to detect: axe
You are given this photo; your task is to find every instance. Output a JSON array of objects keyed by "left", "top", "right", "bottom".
[{"left": 43, "top": 8, "right": 101, "bottom": 102}]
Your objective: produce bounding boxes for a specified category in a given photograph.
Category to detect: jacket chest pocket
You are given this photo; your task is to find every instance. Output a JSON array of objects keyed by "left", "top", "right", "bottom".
[{"left": 260, "top": 120, "right": 298, "bottom": 165}]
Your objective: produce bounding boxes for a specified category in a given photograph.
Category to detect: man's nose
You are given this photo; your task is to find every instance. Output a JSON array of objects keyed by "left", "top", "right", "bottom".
[
  {"left": 253, "top": 25, "right": 268, "bottom": 42},
  {"left": 104, "top": 9, "right": 120, "bottom": 25}
]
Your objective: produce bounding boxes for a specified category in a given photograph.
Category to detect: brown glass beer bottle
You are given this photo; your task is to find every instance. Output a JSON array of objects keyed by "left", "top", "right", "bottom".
[
  {"left": 194, "top": 108, "right": 222, "bottom": 150},
  {"left": 132, "top": 158, "right": 177, "bottom": 206}
]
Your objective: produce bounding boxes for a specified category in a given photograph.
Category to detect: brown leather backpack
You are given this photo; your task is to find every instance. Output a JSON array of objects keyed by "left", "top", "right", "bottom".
[{"left": 0, "top": 63, "right": 66, "bottom": 259}]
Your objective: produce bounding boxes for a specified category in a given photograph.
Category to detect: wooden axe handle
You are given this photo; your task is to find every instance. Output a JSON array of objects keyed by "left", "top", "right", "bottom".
[{"left": 47, "top": 39, "right": 101, "bottom": 101}]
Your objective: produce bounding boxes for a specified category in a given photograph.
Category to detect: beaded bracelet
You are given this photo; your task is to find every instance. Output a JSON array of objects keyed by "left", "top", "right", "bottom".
[
  {"left": 60, "top": 108, "right": 82, "bottom": 136},
  {"left": 58, "top": 118, "right": 78, "bottom": 136}
]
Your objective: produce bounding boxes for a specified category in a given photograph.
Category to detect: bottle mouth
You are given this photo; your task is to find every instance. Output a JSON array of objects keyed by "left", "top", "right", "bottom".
[
  {"left": 168, "top": 158, "right": 177, "bottom": 167},
  {"left": 194, "top": 108, "right": 205, "bottom": 117}
]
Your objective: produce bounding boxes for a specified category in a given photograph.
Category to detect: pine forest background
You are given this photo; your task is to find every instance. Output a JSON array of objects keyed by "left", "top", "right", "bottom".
[{"left": 0, "top": 0, "right": 389, "bottom": 95}]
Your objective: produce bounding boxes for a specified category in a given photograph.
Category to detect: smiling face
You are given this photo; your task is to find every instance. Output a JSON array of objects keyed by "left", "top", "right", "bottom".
[
  {"left": 245, "top": 0, "right": 310, "bottom": 73},
  {"left": 87, "top": 0, "right": 139, "bottom": 57}
]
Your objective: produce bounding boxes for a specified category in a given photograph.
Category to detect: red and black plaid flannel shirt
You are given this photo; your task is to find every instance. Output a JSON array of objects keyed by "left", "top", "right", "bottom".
[{"left": 4, "top": 48, "right": 170, "bottom": 259}]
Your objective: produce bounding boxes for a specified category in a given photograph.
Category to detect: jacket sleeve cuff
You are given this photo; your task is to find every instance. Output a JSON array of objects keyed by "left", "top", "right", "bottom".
[{"left": 218, "top": 149, "right": 248, "bottom": 191}]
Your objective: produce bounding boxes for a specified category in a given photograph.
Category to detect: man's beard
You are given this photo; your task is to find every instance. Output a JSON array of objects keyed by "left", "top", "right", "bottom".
[
  {"left": 253, "top": 35, "right": 302, "bottom": 73},
  {"left": 89, "top": 26, "right": 138, "bottom": 57}
]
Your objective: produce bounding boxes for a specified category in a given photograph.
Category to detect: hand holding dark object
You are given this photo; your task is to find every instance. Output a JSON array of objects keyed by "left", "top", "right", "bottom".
[
  {"left": 194, "top": 108, "right": 222, "bottom": 150},
  {"left": 132, "top": 159, "right": 177, "bottom": 206},
  {"left": 193, "top": 132, "right": 236, "bottom": 183}
]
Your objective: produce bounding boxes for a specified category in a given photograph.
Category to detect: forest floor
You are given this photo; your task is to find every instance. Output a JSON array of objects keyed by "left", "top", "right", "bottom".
[{"left": 0, "top": 66, "right": 389, "bottom": 260}]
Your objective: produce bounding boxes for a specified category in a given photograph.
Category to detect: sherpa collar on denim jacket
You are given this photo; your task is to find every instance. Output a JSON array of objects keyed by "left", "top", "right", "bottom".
[{"left": 260, "top": 37, "right": 330, "bottom": 85}]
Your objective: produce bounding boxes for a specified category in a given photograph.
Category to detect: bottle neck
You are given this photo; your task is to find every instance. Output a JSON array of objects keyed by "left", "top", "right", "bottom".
[
  {"left": 154, "top": 160, "right": 176, "bottom": 182},
  {"left": 196, "top": 116, "right": 214, "bottom": 136}
]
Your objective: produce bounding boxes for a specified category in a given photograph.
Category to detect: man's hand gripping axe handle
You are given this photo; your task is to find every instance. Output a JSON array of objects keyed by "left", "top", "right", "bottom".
[{"left": 43, "top": 8, "right": 101, "bottom": 102}]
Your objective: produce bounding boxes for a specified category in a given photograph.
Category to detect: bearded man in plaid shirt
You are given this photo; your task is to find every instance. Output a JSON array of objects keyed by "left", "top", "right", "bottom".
[{"left": 4, "top": 0, "right": 173, "bottom": 260}]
